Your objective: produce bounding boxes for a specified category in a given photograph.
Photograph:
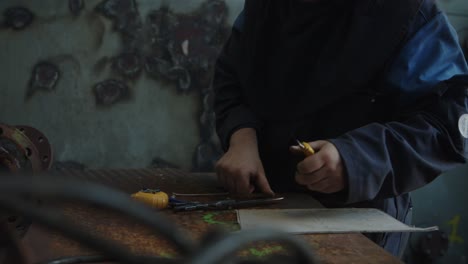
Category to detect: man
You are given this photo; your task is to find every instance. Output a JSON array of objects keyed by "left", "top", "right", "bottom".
[{"left": 213, "top": 0, "right": 468, "bottom": 257}]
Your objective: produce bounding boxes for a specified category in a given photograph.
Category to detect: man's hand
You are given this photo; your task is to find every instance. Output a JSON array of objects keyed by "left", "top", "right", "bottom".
[
  {"left": 290, "top": 140, "right": 346, "bottom": 194},
  {"left": 215, "top": 128, "right": 274, "bottom": 195}
]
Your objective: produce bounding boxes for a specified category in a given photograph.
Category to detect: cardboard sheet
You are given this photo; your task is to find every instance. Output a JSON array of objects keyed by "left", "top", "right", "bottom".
[{"left": 237, "top": 208, "right": 438, "bottom": 233}]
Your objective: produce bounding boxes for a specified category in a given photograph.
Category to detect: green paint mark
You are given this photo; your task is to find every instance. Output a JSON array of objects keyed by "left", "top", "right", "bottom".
[
  {"left": 203, "top": 212, "right": 227, "bottom": 225},
  {"left": 249, "top": 246, "right": 284, "bottom": 257},
  {"left": 158, "top": 252, "right": 175, "bottom": 258}
]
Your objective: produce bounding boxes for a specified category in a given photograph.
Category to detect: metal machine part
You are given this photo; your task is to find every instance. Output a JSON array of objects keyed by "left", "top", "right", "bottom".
[
  {"left": 405, "top": 230, "right": 451, "bottom": 264},
  {"left": 0, "top": 123, "right": 52, "bottom": 262},
  {"left": 419, "top": 231, "right": 450, "bottom": 261},
  {"left": 0, "top": 124, "right": 52, "bottom": 173}
]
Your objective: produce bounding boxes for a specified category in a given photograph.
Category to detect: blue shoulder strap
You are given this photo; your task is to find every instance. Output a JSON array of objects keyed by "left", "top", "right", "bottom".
[{"left": 386, "top": 9, "right": 468, "bottom": 101}]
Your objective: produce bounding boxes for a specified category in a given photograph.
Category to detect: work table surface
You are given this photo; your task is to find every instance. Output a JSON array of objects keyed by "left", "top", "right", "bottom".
[{"left": 21, "top": 168, "right": 402, "bottom": 264}]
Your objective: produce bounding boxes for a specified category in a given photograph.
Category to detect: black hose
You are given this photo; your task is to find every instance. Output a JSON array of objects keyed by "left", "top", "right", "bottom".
[
  {"left": 0, "top": 175, "right": 319, "bottom": 264},
  {"left": 41, "top": 255, "right": 180, "bottom": 264},
  {"left": 42, "top": 255, "right": 111, "bottom": 264},
  {"left": 0, "top": 176, "right": 195, "bottom": 255},
  {"left": 0, "top": 197, "right": 161, "bottom": 264}
]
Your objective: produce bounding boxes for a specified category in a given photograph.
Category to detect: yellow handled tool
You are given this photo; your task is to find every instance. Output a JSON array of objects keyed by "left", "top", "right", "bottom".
[
  {"left": 131, "top": 189, "right": 169, "bottom": 209},
  {"left": 296, "top": 140, "right": 315, "bottom": 156}
]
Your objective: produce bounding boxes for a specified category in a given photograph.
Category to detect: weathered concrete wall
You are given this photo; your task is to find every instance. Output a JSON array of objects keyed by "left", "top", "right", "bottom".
[{"left": 0, "top": 0, "right": 244, "bottom": 170}]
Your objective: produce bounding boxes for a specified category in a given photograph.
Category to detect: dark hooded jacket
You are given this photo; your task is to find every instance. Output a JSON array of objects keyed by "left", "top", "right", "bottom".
[{"left": 214, "top": 0, "right": 468, "bottom": 256}]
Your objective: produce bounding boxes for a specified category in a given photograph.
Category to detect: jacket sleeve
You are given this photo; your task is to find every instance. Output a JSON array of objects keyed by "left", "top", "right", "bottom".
[
  {"left": 213, "top": 11, "right": 262, "bottom": 151},
  {"left": 329, "top": 9, "right": 468, "bottom": 204}
]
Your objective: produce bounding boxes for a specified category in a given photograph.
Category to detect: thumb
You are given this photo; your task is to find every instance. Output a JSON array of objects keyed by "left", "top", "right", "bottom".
[{"left": 255, "top": 167, "right": 275, "bottom": 196}]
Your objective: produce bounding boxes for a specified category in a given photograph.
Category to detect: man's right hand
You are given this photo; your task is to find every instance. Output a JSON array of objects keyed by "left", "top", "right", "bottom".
[{"left": 215, "top": 128, "right": 274, "bottom": 195}]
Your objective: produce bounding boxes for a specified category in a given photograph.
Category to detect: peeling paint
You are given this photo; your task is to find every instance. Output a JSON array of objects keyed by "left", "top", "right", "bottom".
[
  {"left": 3, "top": 7, "right": 34, "bottom": 30},
  {"left": 93, "top": 79, "right": 131, "bottom": 106},
  {"left": 27, "top": 61, "right": 60, "bottom": 99},
  {"left": 112, "top": 52, "right": 142, "bottom": 79}
]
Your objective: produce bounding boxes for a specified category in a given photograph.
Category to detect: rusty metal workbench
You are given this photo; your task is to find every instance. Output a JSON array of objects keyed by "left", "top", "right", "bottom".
[{"left": 20, "top": 168, "right": 402, "bottom": 264}]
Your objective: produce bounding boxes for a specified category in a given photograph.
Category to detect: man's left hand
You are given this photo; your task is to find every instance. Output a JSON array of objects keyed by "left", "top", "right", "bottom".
[{"left": 290, "top": 140, "right": 346, "bottom": 194}]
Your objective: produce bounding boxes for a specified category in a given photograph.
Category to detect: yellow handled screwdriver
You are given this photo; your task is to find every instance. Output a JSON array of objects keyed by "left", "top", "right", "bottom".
[
  {"left": 296, "top": 139, "right": 315, "bottom": 156},
  {"left": 131, "top": 189, "right": 169, "bottom": 209}
]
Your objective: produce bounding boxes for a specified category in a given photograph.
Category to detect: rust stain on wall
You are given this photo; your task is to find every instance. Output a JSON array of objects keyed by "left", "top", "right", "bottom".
[
  {"left": 2, "top": 0, "right": 233, "bottom": 171},
  {"left": 3, "top": 6, "right": 34, "bottom": 30},
  {"left": 93, "top": 79, "right": 131, "bottom": 106},
  {"left": 90, "top": 0, "right": 230, "bottom": 170},
  {"left": 27, "top": 62, "right": 60, "bottom": 99}
]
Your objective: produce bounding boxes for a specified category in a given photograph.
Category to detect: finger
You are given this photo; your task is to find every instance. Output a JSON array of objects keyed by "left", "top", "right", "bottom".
[
  {"left": 307, "top": 140, "right": 328, "bottom": 151},
  {"left": 295, "top": 170, "right": 327, "bottom": 186},
  {"left": 289, "top": 145, "right": 303, "bottom": 155},
  {"left": 297, "top": 154, "right": 325, "bottom": 174},
  {"left": 305, "top": 169, "right": 329, "bottom": 192},
  {"left": 235, "top": 172, "right": 252, "bottom": 195},
  {"left": 218, "top": 166, "right": 236, "bottom": 193},
  {"left": 249, "top": 184, "right": 255, "bottom": 193},
  {"left": 226, "top": 173, "right": 238, "bottom": 194},
  {"left": 215, "top": 159, "right": 225, "bottom": 182},
  {"left": 310, "top": 172, "right": 344, "bottom": 194},
  {"left": 320, "top": 185, "right": 341, "bottom": 194},
  {"left": 216, "top": 167, "right": 227, "bottom": 190},
  {"left": 218, "top": 174, "right": 227, "bottom": 191},
  {"left": 307, "top": 178, "right": 329, "bottom": 193},
  {"left": 255, "top": 167, "right": 274, "bottom": 196}
]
